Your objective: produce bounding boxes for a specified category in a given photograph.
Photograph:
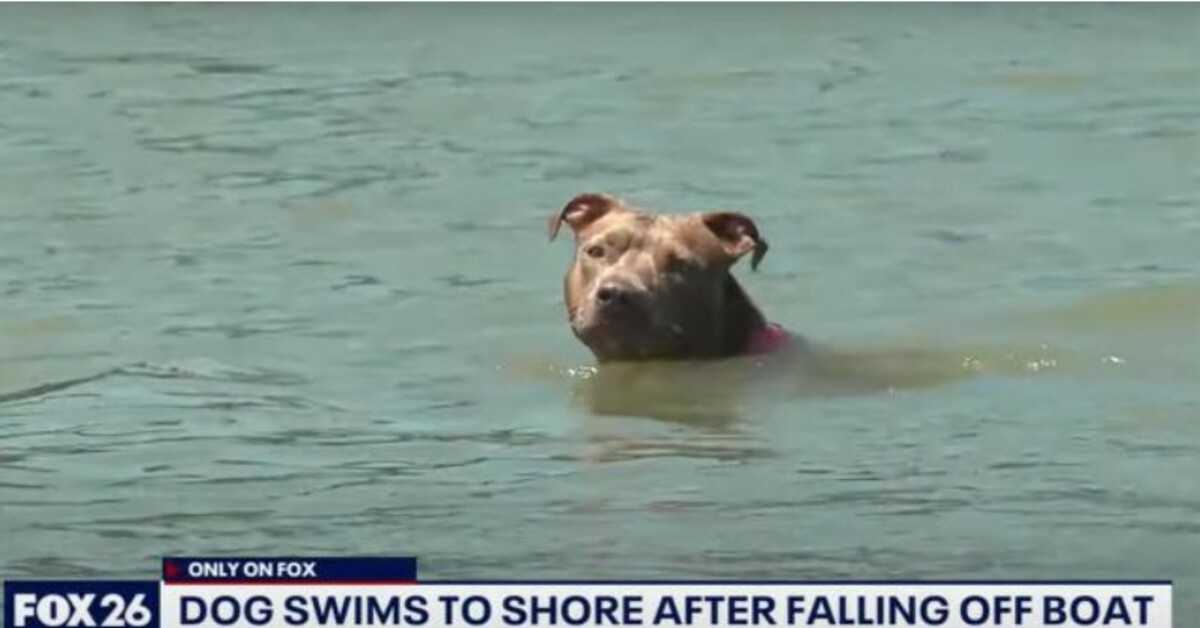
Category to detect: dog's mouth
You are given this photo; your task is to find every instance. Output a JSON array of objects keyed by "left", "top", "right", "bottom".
[
  {"left": 570, "top": 300, "right": 687, "bottom": 361},
  {"left": 571, "top": 304, "right": 643, "bottom": 340}
]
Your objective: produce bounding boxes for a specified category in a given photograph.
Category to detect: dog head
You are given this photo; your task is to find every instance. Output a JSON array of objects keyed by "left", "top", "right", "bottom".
[{"left": 548, "top": 193, "right": 768, "bottom": 361}]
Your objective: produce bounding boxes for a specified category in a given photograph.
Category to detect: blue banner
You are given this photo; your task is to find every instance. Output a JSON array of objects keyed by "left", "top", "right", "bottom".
[{"left": 161, "top": 557, "right": 417, "bottom": 584}]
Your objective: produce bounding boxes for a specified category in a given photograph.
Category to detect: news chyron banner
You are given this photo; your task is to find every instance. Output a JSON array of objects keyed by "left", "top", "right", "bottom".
[{"left": 3, "top": 557, "right": 1173, "bottom": 628}]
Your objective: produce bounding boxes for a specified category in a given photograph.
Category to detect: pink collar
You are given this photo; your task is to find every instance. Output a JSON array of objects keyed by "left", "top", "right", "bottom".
[{"left": 744, "top": 322, "right": 791, "bottom": 355}]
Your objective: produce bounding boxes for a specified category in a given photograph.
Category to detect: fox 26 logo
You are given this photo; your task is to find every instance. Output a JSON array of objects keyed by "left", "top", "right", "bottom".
[{"left": 4, "top": 582, "right": 159, "bottom": 628}]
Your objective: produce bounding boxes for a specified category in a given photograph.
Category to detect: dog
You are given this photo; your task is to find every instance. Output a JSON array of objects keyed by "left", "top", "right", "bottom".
[{"left": 548, "top": 193, "right": 793, "bottom": 362}]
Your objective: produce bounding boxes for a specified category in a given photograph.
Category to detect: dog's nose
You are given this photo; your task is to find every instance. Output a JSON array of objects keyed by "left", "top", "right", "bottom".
[{"left": 595, "top": 282, "right": 630, "bottom": 306}]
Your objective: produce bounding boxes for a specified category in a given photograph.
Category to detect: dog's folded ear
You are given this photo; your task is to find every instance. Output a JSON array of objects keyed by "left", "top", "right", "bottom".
[
  {"left": 701, "top": 212, "right": 769, "bottom": 270},
  {"left": 548, "top": 193, "right": 621, "bottom": 241}
]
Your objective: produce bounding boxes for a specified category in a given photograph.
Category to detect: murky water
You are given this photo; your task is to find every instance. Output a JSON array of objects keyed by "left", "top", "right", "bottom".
[{"left": 2, "top": 2, "right": 1199, "bottom": 619}]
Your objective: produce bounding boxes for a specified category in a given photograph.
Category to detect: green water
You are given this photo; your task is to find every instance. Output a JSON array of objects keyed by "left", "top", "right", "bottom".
[{"left": 1, "top": 3, "right": 1198, "bottom": 619}]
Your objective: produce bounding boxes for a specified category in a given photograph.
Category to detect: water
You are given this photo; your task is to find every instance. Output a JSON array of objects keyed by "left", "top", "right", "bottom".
[{"left": 2, "top": 2, "right": 1199, "bottom": 618}]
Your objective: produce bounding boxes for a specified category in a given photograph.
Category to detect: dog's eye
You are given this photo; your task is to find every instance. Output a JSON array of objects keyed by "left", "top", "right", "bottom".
[
  {"left": 585, "top": 244, "right": 605, "bottom": 259},
  {"left": 663, "top": 251, "right": 689, "bottom": 272}
]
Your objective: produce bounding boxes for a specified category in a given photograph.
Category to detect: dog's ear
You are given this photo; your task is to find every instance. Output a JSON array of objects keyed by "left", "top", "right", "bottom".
[
  {"left": 548, "top": 193, "right": 621, "bottom": 241},
  {"left": 701, "top": 212, "right": 769, "bottom": 270}
]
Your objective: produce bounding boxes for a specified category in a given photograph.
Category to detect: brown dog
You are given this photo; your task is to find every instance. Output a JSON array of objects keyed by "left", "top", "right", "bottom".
[{"left": 549, "top": 193, "right": 791, "bottom": 362}]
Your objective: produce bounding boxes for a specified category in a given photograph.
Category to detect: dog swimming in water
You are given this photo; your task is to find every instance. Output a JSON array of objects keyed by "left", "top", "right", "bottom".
[{"left": 548, "top": 193, "right": 793, "bottom": 362}]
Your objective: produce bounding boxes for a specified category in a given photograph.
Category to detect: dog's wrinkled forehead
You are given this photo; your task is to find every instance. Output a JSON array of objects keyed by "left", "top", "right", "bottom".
[
  {"left": 583, "top": 208, "right": 656, "bottom": 241},
  {"left": 580, "top": 212, "right": 728, "bottom": 272},
  {"left": 548, "top": 193, "right": 769, "bottom": 270},
  {"left": 586, "top": 211, "right": 672, "bottom": 242}
]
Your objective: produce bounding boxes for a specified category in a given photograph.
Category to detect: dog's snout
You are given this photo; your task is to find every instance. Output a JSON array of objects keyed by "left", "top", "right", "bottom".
[{"left": 595, "top": 282, "right": 630, "bottom": 306}]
